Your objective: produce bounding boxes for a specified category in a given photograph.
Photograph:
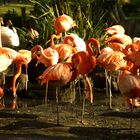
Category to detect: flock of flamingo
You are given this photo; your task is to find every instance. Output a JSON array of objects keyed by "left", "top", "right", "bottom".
[{"left": 0, "top": 14, "right": 140, "bottom": 126}]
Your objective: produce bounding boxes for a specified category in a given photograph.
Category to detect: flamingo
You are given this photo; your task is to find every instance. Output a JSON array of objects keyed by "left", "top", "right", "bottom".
[
  {"left": 50, "top": 14, "right": 78, "bottom": 46},
  {"left": 98, "top": 26, "right": 132, "bottom": 109},
  {"left": 62, "top": 33, "right": 86, "bottom": 52},
  {"left": 105, "top": 24, "right": 125, "bottom": 35},
  {"left": 71, "top": 38, "right": 100, "bottom": 123},
  {"left": 0, "top": 87, "right": 4, "bottom": 99},
  {"left": 37, "top": 62, "right": 78, "bottom": 125},
  {"left": 118, "top": 66, "right": 140, "bottom": 128},
  {"left": 11, "top": 54, "right": 29, "bottom": 97},
  {"left": 51, "top": 42, "right": 77, "bottom": 62},
  {"left": 31, "top": 45, "right": 59, "bottom": 67},
  {"left": 1, "top": 20, "right": 19, "bottom": 47},
  {"left": 123, "top": 43, "right": 140, "bottom": 74},
  {"left": 0, "top": 17, "right": 20, "bottom": 88},
  {"left": 97, "top": 47, "right": 128, "bottom": 109}
]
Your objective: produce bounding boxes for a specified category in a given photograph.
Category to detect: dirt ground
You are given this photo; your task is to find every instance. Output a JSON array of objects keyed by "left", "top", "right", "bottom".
[{"left": 0, "top": 89, "right": 140, "bottom": 140}]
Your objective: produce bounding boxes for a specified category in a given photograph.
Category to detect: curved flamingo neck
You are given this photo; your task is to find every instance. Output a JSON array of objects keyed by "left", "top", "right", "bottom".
[
  {"left": 11, "top": 63, "right": 22, "bottom": 96},
  {"left": 50, "top": 33, "right": 62, "bottom": 46},
  {"left": 123, "top": 44, "right": 138, "bottom": 56},
  {"left": 86, "top": 38, "right": 100, "bottom": 56},
  {"left": 63, "top": 36, "right": 76, "bottom": 46},
  {"left": 32, "top": 45, "right": 51, "bottom": 61},
  {"left": 0, "top": 17, "right": 4, "bottom": 48}
]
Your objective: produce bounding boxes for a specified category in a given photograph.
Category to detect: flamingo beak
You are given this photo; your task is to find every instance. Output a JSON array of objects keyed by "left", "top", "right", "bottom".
[{"left": 105, "top": 27, "right": 116, "bottom": 31}]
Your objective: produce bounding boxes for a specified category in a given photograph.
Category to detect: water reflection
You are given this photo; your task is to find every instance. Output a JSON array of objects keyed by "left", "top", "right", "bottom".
[{"left": 0, "top": 95, "right": 45, "bottom": 110}]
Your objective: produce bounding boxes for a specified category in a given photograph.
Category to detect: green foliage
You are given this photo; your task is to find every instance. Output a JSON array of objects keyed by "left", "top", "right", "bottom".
[{"left": 27, "top": 0, "right": 109, "bottom": 48}]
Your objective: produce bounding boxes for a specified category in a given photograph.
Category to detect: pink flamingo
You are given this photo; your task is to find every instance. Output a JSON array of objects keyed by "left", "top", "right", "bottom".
[{"left": 50, "top": 14, "right": 78, "bottom": 46}]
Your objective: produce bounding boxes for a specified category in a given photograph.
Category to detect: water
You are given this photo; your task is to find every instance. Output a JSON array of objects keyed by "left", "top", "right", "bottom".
[{"left": 0, "top": 94, "right": 45, "bottom": 110}]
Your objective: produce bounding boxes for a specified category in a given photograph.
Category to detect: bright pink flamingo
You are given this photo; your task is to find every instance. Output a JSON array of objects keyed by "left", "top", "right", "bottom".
[
  {"left": 70, "top": 38, "right": 100, "bottom": 123},
  {"left": 71, "top": 38, "right": 100, "bottom": 104}
]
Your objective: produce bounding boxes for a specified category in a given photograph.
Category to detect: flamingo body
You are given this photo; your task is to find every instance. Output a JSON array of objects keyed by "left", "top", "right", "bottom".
[
  {"left": 1, "top": 26, "right": 19, "bottom": 47},
  {"left": 31, "top": 45, "right": 59, "bottom": 67},
  {"left": 63, "top": 33, "right": 86, "bottom": 52},
  {"left": 71, "top": 38, "right": 99, "bottom": 75},
  {"left": 38, "top": 62, "right": 77, "bottom": 86},
  {"left": 54, "top": 14, "right": 77, "bottom": 34},
  {"left": 118, "top": 71, "right": 140, "bottom": 99}
]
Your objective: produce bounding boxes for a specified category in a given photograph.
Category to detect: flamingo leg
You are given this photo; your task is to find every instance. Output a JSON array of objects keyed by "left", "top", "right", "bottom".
[
  {"left": 78, "top": 77, "right": 82, "bottom": 102},
  {"left": 80, "top": 93, "right": 85, "bottom": 124},
  {"left": 108, "top": 72, "right": 112, "bottom": 109},
  {"left": 129, "top": 99, "right": 135, "bottom": 129},
  {"left": 105, "top": 70, "right": 109, "bottom": 106},
  {"left": 56, "top": 86, "right": 60, "bottom": 126},
  {"left": 105, "top": 70, "right": 112, "bottom": 109},
  {"left": 45, "top": 82, "right": 48, "bottom": 104},
  {"left": 25, "top": 66, "right": 28, "bottom": 92},
  {"left": 2, "top": 72, "right": 5, "bottom": 87}
]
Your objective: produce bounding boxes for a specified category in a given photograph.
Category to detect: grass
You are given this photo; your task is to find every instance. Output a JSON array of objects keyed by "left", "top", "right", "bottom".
[{"left": 0, "top": 2, "right": 34, "bottom": 16}]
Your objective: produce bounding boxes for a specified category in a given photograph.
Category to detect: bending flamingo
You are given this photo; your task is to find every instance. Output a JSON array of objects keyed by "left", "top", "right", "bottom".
[
  {"left": 62, "top": 33, "right": 86, "bottom": 52},
  {"left": 31, "top": 45, "right": 59, "bottom": 67},
  {"left": 11, "top": 55, "right": 29, "bottom": 97}
]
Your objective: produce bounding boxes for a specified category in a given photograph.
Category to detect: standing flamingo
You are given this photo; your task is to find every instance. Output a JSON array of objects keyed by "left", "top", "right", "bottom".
[
  {"left": 38, "top": 62, "right": 78, "bottom": 125},
  {"left": 50, "top": 14, "right": 78, "bottom": 46},
  {"left": 98, "top": 26, "right": 132, "bottom": 109},
  {"left": 118, "top": 66, "right": 140, "bottom": 128},
  {"left": 0, "top": 87, "right": 4, "bottom": 99},
  {"left": 71, "top": 38, "right": 100, "bottom": 103},
  {"left": 0, "top": 17, "right": 20, "bottom": 88},
  {"left": 71, "top": 38, "right": 100, "bottom": 123},
  {"left": 97, "top": 48, "right": 128, "bottom": 109}
]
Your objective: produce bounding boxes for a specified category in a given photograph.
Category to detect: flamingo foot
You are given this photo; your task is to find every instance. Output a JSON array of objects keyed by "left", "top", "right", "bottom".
[
  {"left": 13, "top": 92, "right": 17, "bottom": 98},
  {"left": 126, "top": 98, "right": 140, "bottom": 109},
  {"left": 79, "top": 120, "right": 88, "bottom": 125}
]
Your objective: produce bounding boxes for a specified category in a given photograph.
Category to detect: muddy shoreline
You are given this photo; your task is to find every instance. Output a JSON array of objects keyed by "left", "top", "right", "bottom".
[{"left": 0, "top": 91, "right": 140, "bottom": 140}]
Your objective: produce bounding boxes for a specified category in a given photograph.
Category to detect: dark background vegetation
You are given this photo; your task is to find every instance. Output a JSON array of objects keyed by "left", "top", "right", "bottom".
[
  {"left": 1, "top": 0, "right": 140, "bottom": 88},
  {"left": 1, "top": 0, "right": 140, "bottom": 50}
]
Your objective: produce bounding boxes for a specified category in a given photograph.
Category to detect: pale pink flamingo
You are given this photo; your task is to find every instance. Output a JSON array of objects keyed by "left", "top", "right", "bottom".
[
  {"left": 1, "top": 20, "right": 19, "bottom": 47},
  {"left": 62, "top": 33, "right": 86, "bottom": 52},
  {"left": 38, "top": 62, "right": 78, "bottom": 125},
  {"left": 31, "top": 45, "right": 59, "bottom": 67},
  {"left": 118, "top": 65, "right": 140, "bottom": 128}
]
